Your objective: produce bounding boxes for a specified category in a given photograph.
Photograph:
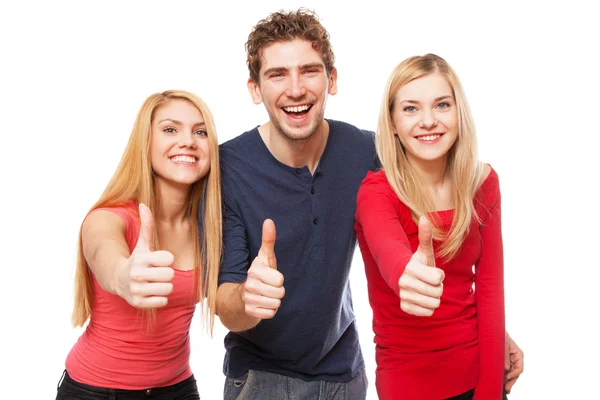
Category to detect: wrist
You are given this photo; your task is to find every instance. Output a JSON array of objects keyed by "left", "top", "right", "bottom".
[{"left": 112, "top": 256, "right": 130, "bottom": 297}]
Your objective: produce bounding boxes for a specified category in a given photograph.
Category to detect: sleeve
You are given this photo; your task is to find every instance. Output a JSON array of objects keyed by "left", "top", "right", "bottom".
[
  {"left": 473, "top": 179, "right": 506, "bottom": 399},
  {"left": 355, "top": 174, "right": 413, "bottom": 296},
  {"left": 217, "top": 173, "right": 251, "bottom": 286}
]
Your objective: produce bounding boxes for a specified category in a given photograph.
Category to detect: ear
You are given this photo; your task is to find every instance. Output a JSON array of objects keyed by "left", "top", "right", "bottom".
[
  {"left": 247, "top": 78, "right": 263, "bottom": 105},
  {"left": 328, "top": 68, "right": 338, "bottom": 96}
]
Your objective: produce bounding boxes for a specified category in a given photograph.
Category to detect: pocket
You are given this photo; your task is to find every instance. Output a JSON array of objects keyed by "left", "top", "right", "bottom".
[
  {"left": 224, "top": 372, "right": 249, "bottom": 400},
  {"left": 56, "top": 370, "right": 67, "bottom": 391},
  {"left": 234, "top": 370, "right": 256, "bottom": 400}
]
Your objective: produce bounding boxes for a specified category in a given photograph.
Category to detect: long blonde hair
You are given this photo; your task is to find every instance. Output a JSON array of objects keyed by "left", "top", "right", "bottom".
[
  {"left": 377, "top": 54, "right": 483, "bottom": 261},
  {"left": 72, "top": 90, "right": 222, "bottom": 334}
]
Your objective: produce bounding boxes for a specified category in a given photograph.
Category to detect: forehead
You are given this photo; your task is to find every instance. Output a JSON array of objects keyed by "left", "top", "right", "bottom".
[
  {"left": 396, "top": 73, "right": 453, "bottom": 100},
  {"left": 260, "top": 38, "right": 324, "bottom": 71},
  {"left": 154, "top": 99, "right": 204, "bottom": 123}
]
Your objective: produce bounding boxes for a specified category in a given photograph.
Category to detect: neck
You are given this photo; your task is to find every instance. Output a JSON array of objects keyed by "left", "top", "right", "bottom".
[
  {"left": 259, "top": 120, "right": 329, "bottom": 174},
  {"left": 409, "top": 155, "right": 450, "bottom": 191},
  {"left": 154, "top": 178, "right": 190, "bottom": 225}
]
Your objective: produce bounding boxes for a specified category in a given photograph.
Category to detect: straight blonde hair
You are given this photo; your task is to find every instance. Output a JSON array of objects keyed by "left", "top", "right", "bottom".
[
  {"left": 72, "top": 90, "right": 222, "bottom": 334},
  {"left": 377, "top": 54, "right": 483, "bottom": 261}
]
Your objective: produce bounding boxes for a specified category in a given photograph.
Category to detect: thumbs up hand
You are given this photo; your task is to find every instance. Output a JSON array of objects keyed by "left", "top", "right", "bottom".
[
  {"left": 115, "top": 203, "right": 175, "bottom": 308},
  {"left": 243, "top": 219, "right": 285, "bottom": 320},
  {"left": 398, "top": 216, "right": 445, "bottom": 317}
]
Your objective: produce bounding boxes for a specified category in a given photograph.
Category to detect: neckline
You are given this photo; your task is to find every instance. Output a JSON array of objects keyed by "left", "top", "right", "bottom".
[{"left": 252, "top": 119, "right": 336, "bottom": 175}]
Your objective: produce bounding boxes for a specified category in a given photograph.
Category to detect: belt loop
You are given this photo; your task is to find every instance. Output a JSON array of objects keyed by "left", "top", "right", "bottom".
[{"left": 109, "top": 388, "right": 116, "bottom": 400}]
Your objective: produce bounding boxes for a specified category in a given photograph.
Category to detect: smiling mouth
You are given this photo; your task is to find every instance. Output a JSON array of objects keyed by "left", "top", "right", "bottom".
[
  {"left": 415, "top": 133, "right": 444, "bottom": 142},
  {"left": 170, "top": 155, "right": 197, "bottom": 164},
  {"left": 282, "top": 104, "right": 312, "bottom": 117}
]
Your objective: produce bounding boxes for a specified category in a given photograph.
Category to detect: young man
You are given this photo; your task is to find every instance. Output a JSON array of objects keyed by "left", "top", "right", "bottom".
[{"left": 215, "top": 9, "right": 523, "bottom": 399}]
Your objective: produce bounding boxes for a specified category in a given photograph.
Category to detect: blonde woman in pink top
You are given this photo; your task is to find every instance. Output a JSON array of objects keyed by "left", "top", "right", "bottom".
[{"left": 56, "top": 90, "right": 222, "bottom": 399}]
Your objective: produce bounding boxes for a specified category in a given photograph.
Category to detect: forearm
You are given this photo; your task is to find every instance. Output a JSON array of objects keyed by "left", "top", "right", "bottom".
[
  {"left": 216, "top": 282, "right": 261, "bottom": 332},
  {"left": 87, "top": 238, "right": 130, "bottom": 295}
]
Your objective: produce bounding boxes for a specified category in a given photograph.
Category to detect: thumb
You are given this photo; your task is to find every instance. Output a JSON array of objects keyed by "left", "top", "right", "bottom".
[
  {"left": 136, "top": 203, "right": 155, "bottom": 252},
  {"left": 259, "top": 219, "right": 277, "bottom": 269},
  {"left": 417, "top": 216, "right": 435, "bottom": 267}
]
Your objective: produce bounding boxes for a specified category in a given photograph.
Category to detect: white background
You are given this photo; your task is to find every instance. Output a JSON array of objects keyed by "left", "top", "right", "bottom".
[{"left": 1, "top": 1, "right": 598, "bottom": 399}]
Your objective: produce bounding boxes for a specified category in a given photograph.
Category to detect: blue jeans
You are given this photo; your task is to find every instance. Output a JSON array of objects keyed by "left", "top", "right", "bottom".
[
  {"left": 55, "top": 370, "right": 200, "bottom": 399},
  {"left": 223, "top": 369, "right": 367, "bottom": 400}
]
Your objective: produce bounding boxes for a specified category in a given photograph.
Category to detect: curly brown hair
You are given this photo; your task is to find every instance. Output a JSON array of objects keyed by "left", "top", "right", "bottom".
[{"left": 246, "top": 8, "right": 335, "bottom": 83}]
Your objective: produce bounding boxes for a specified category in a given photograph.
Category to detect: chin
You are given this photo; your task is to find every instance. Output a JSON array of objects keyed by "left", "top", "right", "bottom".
[{"left": 282, "top": 124, "right": 318, "bottom": 141}]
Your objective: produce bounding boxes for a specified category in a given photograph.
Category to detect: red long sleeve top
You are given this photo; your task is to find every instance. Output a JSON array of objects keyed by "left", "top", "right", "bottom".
[{"left": 355, "top": 168, "right": 505, "bottom": 400}]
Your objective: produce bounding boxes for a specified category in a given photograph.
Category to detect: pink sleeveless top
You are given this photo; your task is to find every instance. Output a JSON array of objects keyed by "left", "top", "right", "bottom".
[{"left": 65, "top": 202, "right": 198, "bottom": 389}]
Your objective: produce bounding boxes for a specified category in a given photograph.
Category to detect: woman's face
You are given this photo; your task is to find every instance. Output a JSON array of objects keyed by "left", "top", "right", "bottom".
[
  {"left": 150, "top": 99, "right": 211, "bottom": 189},
  {"left": 391, "top": 73, "right": 458, "bottom": 165}
]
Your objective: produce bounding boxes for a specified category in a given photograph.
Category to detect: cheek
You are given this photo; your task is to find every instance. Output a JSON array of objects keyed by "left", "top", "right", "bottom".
[
  {"left": 199, "top": 141, "right": 211, "bottom": 162},
  {"left": 440, "top": 111, "right": 458, "bottom": 131},
  {"left": 393, "top": 115, "right": 415, "bottom": 138}
]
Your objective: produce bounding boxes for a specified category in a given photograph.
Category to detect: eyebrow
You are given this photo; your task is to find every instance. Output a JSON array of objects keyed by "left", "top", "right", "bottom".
[
  {"left": 262, "top": 63, "right": 325, "bottom": 77},
  {"left": 400, "top": 95, "right": 453, "bottom": 104},
  {"left": 157, "top": 119, "right": 206, "bottom": 127}
]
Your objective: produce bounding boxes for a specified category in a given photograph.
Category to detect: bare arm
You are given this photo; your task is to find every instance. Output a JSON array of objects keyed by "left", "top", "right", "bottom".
[
  {"left": 82, "top": 204, "right": 175, "bottom": 308},
  {"left": 216, "top": 282, "right": 261, "bottom": 332},
  {"left": 216, "top": 219, "right": 284, "bottom": 332},
  {"left": 82, "top": 210, "right": 130, "bottom": 295}
]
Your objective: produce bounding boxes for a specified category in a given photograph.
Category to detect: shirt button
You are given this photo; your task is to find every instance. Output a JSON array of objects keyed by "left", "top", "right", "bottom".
[
  {"left": 311, "top": 186, "right": 315, "bottom": 194},
  {"left": 313, "top": 218, "right": 318, "bottom": 225},
  {"left": 295, "top": 168, "right": 301, "bottom": 174}
]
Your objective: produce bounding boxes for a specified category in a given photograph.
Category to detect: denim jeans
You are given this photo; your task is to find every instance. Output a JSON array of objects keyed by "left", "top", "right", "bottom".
[
  {"left": 223, "top": 369, "right": 367, "bottom": 400},
  {"left": 55, "top": 370, "right": 200, "bottom": 400}
]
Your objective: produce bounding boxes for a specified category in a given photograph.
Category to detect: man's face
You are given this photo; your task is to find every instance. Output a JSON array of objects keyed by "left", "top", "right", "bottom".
[{"left": 248, "top": 38, "right": 337, "bottom": 141}]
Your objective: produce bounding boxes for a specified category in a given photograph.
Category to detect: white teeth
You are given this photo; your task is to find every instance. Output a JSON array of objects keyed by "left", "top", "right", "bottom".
[
  {"left": 170, "top": 155, "right": 197, "bottom": 164},
  {"left": 284, "top": 105, "right": 310, "bottom": 113},
  {"left": 417, "top": 135, "right": 441, "bottom": 141}
]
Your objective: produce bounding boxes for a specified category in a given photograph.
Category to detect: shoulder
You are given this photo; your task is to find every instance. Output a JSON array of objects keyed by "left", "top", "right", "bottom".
[
  {"left": 475, "top": 163, "right": 501, "bottom": 212},
  {"left": 219, "top": 128, "right": 261, "bottom": 181},
  {"left": 84, "top": 201, "right": 140, "bottom": 247},
  {"left": 477, "top": 163, "right": 500, "bottom": 193},
  {"left": 357, "top": 170, "right": 397, "bottom": 202},
  {"left": 355, "top": 170, "right": 412, "bottom": 222},
  {"left": 329, "top": 119, "right": 375, "bottom": 144},
  {"left": 220, "top": 128, "right": 257, "bottom": 153}
]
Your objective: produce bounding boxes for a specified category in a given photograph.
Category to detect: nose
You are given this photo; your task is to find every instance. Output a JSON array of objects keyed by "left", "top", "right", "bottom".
[
  {"left": 178, "top": 130, "right": 197, "bottom": 148},
  {"left": 285, "top": 73, "right": 307, "bottom": 99},
  {"left": 419, "top": 109, "right": 439, "bottom": 129}
]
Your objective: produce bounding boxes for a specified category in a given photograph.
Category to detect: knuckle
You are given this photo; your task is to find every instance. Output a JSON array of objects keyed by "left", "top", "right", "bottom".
[
  {"left": 131, "top": 297, "right": 143, "bottom": 307},
  {"left": 129, "top": 283, "right": 140, "bottom": 294},
  {"left": 244, "top": 280, "right": 256, "bottom": 292},
  {"left": 275, "top": 275, "right": 284, "bottom": 287},
  {"left": 400, "top": 301, "right": 409, "bottom": 313}
]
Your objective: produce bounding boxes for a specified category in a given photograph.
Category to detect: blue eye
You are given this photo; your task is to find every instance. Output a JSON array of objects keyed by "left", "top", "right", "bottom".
[
  {"left": 437, "top": 102, "right": 451, "bottom": 109},
  {"left": 403, "top": 106, "right": 417, "bottom": 113}
]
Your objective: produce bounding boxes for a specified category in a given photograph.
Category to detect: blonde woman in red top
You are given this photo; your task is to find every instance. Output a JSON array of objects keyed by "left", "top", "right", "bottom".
[
  {"left": 355, "top": 54, "right": 509, "bottom": 400},
  {"left": 56, "top": 90, "right": 222, "bottom": 399}
]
